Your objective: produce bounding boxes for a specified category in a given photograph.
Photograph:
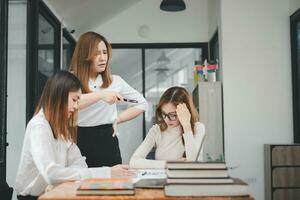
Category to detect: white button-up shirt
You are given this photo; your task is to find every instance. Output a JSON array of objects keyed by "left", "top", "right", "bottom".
[
  {"left": 15, "top": 110, "right": 111, "bottom": 196},
  {"left": 78, "top": 74, "right": 148, "bottom": 127}
]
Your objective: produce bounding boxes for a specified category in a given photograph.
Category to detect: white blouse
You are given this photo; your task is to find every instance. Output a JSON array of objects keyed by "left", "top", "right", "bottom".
[
  {"left": 78, "top": 74, "right": 148, "bottom": 127},
  {"left": 15, "top": 110, "right": 111, "bottom": 196},
  {"left": 129, "top": 122, "right": 205, "bottom": 169}
]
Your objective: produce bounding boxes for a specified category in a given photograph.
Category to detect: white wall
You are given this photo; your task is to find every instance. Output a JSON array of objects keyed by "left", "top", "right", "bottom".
[
  {"left": 7, "top": 2, "right": 27, "bottom": 200},
  {"left": 220, "top": 0, "right": 293, "bottom": 199},
  {"left": 208, "top": 0, "right": 221, "bottom": 40},
  {"left": 94, "top": 0, "right": 209, "bottom": 43},
  {"left": 290, "top": 0, "right": 300, "bottom": 15}
]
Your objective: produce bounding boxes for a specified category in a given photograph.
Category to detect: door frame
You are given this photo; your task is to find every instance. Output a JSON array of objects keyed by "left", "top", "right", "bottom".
[
  {"left": 290, "top": 8, "right": 300, "bottom": 143},
  {"left": 0, "top": 0, "right": 9, "bottom": 185},
  {"left": 0, "top": 0, "right": 13, "bottom": 198}
]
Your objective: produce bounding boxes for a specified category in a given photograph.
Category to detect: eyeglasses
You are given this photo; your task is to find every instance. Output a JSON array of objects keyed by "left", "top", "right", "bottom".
[{"left": 161, "top": 112, "right": 177, "bottom": 121}]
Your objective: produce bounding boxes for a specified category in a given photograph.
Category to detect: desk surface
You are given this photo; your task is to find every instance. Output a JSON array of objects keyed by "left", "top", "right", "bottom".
[{"left": 39, "top": 182, "right": 254, "bottom": 200}]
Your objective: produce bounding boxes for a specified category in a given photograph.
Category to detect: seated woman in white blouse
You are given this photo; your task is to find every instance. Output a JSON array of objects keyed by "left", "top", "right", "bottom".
[
  {"left": 129, "top": 86, "right": 205, "bottom": 169},
  {"left": 15, "top": 71, "right": 133, "bottom": 200}
]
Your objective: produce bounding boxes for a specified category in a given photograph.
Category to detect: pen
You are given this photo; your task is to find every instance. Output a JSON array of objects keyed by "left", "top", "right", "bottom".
[
  {"left": 118, "top": 98, "right": 138, "bottom": 103},
  {"left": 141, "top": 171, "right": 147, "bottom": 176}
]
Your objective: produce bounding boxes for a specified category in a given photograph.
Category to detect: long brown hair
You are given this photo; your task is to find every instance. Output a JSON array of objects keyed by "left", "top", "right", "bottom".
[
  {"left": 69, "top": 31, "right": 112, "bottom": 93},
  {"left": 156, "top": 87, "right": 199, "bottom": 132},
  {"left": 34, "top": 71, "right": 82, "bottom": 142}
]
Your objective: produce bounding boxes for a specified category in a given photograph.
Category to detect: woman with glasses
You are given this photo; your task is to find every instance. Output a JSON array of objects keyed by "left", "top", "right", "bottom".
[{"left": 129, "top": 87, "right": 205, "bottom": 169}]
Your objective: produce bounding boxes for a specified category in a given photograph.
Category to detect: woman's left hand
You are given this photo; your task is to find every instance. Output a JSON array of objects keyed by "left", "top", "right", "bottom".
[
  {"left": 112, "top": 117, "right": 120, "bottom": 137},
  {"left": 176, "top": 103, "right": 192, "bottom": 132}
]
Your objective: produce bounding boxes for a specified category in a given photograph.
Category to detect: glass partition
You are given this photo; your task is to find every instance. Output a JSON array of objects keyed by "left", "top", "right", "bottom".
[
  {"left": 111, "top": 44, "right": 210, "bottom": 161},
  {"left": 145, "top": 48, "right": 201, "bottom": 134},
  {"left": 62, "top": 28, "right": 76, "bottom": 70},
  {"left": 110, "top": 49, "right": 143, "bottom": 164},
  {"left": 27, "top": 0, "right": 61, "bottom": 119},
  {"left": 38, "top": 13, "right": 55, "bottom": 96}
]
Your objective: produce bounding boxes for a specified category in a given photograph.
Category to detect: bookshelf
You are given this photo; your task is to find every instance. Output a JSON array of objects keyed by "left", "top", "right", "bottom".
[
  {"left": 264, "top": 144, "right": 300, "bottom": 200},
  {"left": 192, "top": 81, "right": 224, "bottom": 161}
]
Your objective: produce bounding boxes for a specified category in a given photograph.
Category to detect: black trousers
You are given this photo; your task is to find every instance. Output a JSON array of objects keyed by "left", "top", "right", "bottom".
[
  {"left": 17, "top": 195, "right": 38, "bottom": 200},
  {"left": 77, "top": 124, "right": 122, "bottom": 167}
]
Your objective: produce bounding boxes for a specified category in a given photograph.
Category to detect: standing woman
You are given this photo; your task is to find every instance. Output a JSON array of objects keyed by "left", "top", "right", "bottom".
[
  {"left": 15, "top": 71, "right": 132, "bottom": 200},
  {"left": 69, "top": 32, "right": 148, "bottom": 167}
]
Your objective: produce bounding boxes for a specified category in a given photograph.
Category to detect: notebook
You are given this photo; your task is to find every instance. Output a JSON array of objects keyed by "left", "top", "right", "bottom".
[
  {"left": 76, "top": 178, "right": 134, "bottom": 196},
  {"left": 133, "top": 169, "right": 167, "bottom": 188}
]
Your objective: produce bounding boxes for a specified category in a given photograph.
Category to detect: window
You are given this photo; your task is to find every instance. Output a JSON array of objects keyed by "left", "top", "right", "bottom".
[
  {"left": 62, "top": 28, "right": 76, "bottom": 70},
  {"left": 112, "top": 44, "right": 207, "bottom": 133},
  {"left": 111, "top": 43, "right": 208, "bottom": 162},
  {"left": 110, "top": 48, "right": 143, "bottom": 163},
  {"left": 27, "top": 0, "right": 61, "bottom": 121},
  {"left": 145, "top": 48, "right": 204, "bottom": 134}
]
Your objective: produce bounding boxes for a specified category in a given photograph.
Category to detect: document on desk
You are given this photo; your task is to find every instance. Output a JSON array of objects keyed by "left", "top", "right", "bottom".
[
  {"left": 133, "top": 169, "right": 167, "bottom": 188},
  {"left": 134, "top": 169, "right": 166, "bottom": 180}
]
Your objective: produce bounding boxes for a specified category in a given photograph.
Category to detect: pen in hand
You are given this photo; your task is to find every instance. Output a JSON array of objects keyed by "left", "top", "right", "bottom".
[
  {"left": 141, "top": 171, "right": 147, "bottom": 176},
  {"left": 124, "top": 98, "right": 138, "bottom": 103},
  {"left": 117, "top": 97, "right": 138, "bottom": 103}
]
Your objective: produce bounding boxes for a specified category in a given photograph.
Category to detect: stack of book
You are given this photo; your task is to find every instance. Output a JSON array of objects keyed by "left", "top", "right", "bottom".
[
  {"left": 164, "top": 161, "right": 248, "bottom": 196},
  {"left": 76, "top": 178, "right": 134, "bottom": 195}
]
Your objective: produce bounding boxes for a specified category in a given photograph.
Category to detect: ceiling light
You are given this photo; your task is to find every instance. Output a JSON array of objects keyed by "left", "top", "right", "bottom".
[
  {"left": 160, "top": 0, "right": 186, "bottom": 12},
  {"left": 156, "top": 51, "right": 170, "bottom": 73},
  {"left": 156, "top": 51, "right": 170, "bottom": 65}
]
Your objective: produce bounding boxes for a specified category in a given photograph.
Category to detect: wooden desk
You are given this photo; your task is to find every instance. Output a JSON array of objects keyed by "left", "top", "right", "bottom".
[{"left": 39, "top": 182, "right": 254, "bottom": 200}]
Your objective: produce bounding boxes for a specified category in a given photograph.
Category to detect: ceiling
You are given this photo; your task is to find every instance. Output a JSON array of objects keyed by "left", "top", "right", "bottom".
[
  {"left": 44, "top": 0, "right": 204, "bottom": 96},
  {"left": 47, "top": 0, "right": 141, "bottom": 37}
]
